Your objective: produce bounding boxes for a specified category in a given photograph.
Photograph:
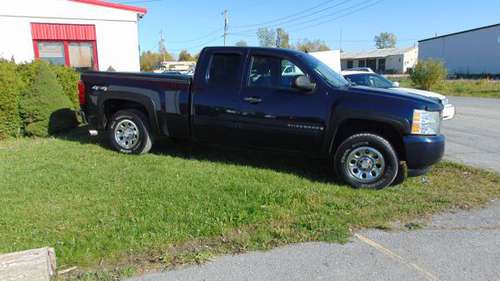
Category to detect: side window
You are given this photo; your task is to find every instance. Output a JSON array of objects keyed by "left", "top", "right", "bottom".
[
  {"left": 248, "top": 55, "right": 305, "bottom": 90},
  {"left": 207, "top": 53, "right": 242, "bottom": 86},
  {"left": 346, "top": 75, "right": 369, "bottom": 86}
]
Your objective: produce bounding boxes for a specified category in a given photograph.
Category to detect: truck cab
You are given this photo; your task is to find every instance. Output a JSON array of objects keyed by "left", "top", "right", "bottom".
[{"left": 79, "top": 47, "right": 445, "bottom": 189}]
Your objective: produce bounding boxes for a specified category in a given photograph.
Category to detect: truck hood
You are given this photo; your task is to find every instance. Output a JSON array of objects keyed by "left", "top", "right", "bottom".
[
  {"left": 390, "top": 87, "right": 446, "bottom": 101},
  {"left": 347, "top": 85, "right": 443, "bottom": 111}
]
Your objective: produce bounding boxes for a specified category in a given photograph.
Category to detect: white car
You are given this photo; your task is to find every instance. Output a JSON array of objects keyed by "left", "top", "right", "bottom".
[{"left": 341, "top": 71, "right": 455, "bottom": 120}]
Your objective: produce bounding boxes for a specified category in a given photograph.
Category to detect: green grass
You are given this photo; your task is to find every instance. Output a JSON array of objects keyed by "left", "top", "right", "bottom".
[
  {"left": 1, "top": 128, "right": 499, "bottom": 279},
  {"left": 394, "top": 78, "right": 500, "bottom": 98}
]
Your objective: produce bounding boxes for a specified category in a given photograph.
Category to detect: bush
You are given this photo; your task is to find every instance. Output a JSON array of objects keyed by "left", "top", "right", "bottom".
[
  {"left": 19, "top": 61, "right": 77, "bottom": 137},
  {"left": 0, "top": 60, "right": 22, "bottom": 139},
  {"left": 51, "top": 65, "right": 80, "bottom": 109},
  {"left": 17, "top": 61, "right": 80, "bottom": 110},
  {"left": 410, "top": 60, "right": 448, "bottom": 90}
]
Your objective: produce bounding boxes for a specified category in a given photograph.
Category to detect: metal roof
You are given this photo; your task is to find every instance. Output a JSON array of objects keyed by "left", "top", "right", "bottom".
[
  {"left": 418, "top": 23, "right": 500, "bottom": 42},
  {"left": 69, "top": 0, "right": 147, "bottom": 14},
  {"left": 340, "top": 46, "right": 416, "bottom": 60}
]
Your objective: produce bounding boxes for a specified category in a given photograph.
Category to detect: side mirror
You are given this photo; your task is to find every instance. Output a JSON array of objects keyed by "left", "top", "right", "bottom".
[
  {"left": 294, "top": 75, "right": 316, "bottom": 92},
  {"left": 392, "top": 81, "right": 400, "bottom": 88}
]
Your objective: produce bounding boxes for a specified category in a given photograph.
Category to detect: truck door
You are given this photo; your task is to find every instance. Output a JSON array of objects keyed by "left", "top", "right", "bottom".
[
  {"left": 238, "top": 52, "right": 329, "bottom": 153},
  {"left": 191, "top": 50, "right": 246, "bottom": 145}
]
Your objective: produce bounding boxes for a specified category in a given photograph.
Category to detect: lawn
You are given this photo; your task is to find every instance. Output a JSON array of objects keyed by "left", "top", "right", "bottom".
[
  {"left": 394, "top": 78, "right": 500, "bottom": 98},
  {"left": 1, "top": 128, "right": 499, "bottom": 280}
]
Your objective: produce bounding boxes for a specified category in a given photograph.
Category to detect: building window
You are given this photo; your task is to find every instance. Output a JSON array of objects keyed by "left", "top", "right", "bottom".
[
  {"left": 38, "top": 42, "right": 66, "bottom": 65},
  {"left": 69, "top": 42, "right": 95, "bottom": 71},
  {"left": 31, "top": 23, "right": 99, "bottom": 70},
  {"left": 358, "top": 60, "right": 366, "bottom": 67},
  {"left": 378, "top": 58, "right": 386, "bottom": 72},
  {"left": 347, "top": 60, "right": 353, "bottom": 69}
]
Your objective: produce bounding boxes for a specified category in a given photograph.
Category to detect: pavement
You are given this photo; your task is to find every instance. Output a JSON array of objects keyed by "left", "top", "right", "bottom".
[
  {"left": 442, "top": 96, "right": 500, "bottom": 172},
  {"left": 128, "top": 96, "right": 500, "bottom": 281}
]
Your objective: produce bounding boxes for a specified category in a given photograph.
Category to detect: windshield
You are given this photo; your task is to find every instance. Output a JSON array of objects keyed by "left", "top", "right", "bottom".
[
  {"left": 300, "top": 54, "right": 349, "bottom": 88},
  {"left": 345, "top": 73, "right": 394, "bottom": 89}
]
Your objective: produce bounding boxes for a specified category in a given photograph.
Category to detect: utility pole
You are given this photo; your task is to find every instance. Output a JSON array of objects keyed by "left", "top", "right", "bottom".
[
  {"left": 159, "top": 30, "right": 167, "bottom": 62},
  {"left": 222, "top": 10, "right": 229, "bottom": 46},
  {"left": 339, "top": 28, "right": 343, "bottom": 52},
  {"left": 276, "top": 29, "right": 281, "bottom": 48}
]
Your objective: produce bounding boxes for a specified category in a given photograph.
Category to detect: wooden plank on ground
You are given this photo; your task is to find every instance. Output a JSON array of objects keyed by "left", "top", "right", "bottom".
[{"left": 0, "top": 247, "right": 56, "bottom": 281}]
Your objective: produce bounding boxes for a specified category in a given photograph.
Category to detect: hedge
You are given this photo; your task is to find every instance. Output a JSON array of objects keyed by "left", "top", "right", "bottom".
[{"left": 0, "top": 60, "right": 21, "bottom": 139}]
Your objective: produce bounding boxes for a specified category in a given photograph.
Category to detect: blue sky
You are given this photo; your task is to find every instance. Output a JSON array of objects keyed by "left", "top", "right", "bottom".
[{"left": 116, "top": 0, "right": 500, "bottom": 56}]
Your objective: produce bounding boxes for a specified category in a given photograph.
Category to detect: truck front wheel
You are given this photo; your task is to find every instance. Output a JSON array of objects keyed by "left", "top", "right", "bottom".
[
  {"left": 334, "top": 133, "right": 399, "bottom": 189},
  {"left": 108, "top": 110, "right": 153, "bottom": 155}
]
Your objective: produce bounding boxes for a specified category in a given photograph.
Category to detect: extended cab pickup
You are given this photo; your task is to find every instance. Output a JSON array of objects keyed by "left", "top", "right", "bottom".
[{"left": 79, "top": 47, "right": 445, "bottom": 189}]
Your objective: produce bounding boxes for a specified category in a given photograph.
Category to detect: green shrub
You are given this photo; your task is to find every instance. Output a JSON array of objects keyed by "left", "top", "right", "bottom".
[
  {"left": 410, "top": 60, "right": 448, "bottom": 90},
  {"left": 51, "top": 65, "right": 80, "bottom": 109},
  {"left": 19, "top": 61, "right": 77, "bottom": 137},
  {"left": 0, "top": 60, "right": 22, "bottom": 139}
]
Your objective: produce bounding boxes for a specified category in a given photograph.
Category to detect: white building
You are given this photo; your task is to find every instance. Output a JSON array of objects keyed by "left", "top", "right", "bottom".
[
  {"left": 309, "top": 50, "right": 341, "bottom": 73},
  {"left": 419, "top": 23, "right": 500, "bottom": 75},
  {"left": 0, "top": 0, "right": 146, "bottom": 72},
  {"left": 341, "top": 46, "right": 418, "bottom": 74}
]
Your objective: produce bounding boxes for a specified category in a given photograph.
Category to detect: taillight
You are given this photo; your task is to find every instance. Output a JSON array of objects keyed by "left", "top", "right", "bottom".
[{"left": 78, "top": 80, "right": 86, "bottom": 106}]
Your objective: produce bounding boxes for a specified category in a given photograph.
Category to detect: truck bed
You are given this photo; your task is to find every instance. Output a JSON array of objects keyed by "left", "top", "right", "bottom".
[{"left": 80, "top": 71, "right": 192, "bottom": 139}]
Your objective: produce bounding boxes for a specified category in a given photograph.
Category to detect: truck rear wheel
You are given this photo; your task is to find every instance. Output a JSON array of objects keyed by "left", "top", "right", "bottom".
[
  {"left": 334, "top": 133, "right": 399, "bottom": 189},
  {"left": 108, "top": 109, "right": 152, "bottom": 155}
]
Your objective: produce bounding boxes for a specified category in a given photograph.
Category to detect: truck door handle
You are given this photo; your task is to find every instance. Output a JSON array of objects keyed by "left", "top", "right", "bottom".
[{"left": 244, "top": 97, "right": 262, "bottom": 104}]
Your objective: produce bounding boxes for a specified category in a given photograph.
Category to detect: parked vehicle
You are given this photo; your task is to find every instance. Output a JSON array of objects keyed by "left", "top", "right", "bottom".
[
  {"left": 79, "top": 47, "right": 445, "bottom": 189},
  {"left": 342, "top": 71, "right": 455, "bottom": 120},
  {"left": 344, "top": 67, "right": 374, "bottom": 73}
]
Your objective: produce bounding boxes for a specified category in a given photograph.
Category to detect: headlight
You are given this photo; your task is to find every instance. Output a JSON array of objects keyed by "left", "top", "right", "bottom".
[{"left": 411, "top": 110, "right": 441, "bottom": 135}]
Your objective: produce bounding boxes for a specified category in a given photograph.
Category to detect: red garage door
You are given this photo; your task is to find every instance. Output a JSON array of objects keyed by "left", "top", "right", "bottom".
[{"left": 31, "top": 23, "right": 99, "bottom": 71}]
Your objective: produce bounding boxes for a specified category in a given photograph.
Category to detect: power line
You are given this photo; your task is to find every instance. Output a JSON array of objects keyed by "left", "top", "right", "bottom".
[
  {"left": 166, "top": 28, "right": 221, "bottom": 44},
  {"left": 232, "top": 0, "right": 352, "bottom": 32},
  {"left": 289, "top": 0, "right": 384, "bottom": 32},
  {"left": 231, "top": 0, "right": 337, "bottom": 29},
  {"left": 229, "top": 0, "right": 383, "bottom": 38}
]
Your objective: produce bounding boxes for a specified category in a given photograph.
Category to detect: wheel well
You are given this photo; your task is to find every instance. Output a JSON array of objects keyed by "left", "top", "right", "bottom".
[
  {"left": 332, "top": 119, "right": 406, "bottom": 161},
  {"left": 103, "top": 99, "right": 150, "bottom": 129}
]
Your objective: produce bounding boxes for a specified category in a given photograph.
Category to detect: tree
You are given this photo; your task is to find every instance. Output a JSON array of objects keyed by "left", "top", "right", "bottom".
[
  {"left": 235, "top": 40, "right": 248, "bottom": 47},
  {"left": 294, "top": 39, "right": 330, "bottom": 52},
  {"left": 178, "top": 50, "right": 195, "bottom": 61},
  {"left": 257, "top": 28, "right": 276, "bottom": 47},
  {"left": 140, "top": 51, "right": 173, "bottom": 72},
  {"left": 374, "top": 32, "right": 397, "bottom": 49},
  {"left": 276, "top": 28, "right": 290, "bottom": 48},
  {"left": 410, "top": 60, "right": 447, "bottom": 90}
]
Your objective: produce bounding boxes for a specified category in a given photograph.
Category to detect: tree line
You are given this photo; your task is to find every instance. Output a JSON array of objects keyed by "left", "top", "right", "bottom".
[{"left": 141, "top": 27, "right": 398, "bottom": 71}]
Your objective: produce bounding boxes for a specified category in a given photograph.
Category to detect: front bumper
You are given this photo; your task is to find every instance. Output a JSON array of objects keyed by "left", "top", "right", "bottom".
[
  {"left": 442, "top": 104, "right": 455, "bottom": 120},
  {"left": 403, "top": 134, "right": 445, "bottom": 170}
]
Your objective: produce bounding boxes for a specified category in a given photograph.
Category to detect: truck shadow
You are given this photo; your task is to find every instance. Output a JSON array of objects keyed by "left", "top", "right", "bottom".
[{"left": 57, "top": 126, "right": 338, "bottom": 184}]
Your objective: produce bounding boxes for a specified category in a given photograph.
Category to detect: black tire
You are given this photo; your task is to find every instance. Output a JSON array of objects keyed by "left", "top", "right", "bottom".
[
  {"left": 108, "top": 109, "right": 153, "bottom": 155},
  {"left": 333, "top": 133, "right": 399, "bottom": 189}
]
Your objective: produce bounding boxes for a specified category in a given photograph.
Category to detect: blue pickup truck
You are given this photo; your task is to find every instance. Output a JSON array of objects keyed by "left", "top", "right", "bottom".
[{"left": 79, "top": 47, "right": 445, "bottom": 189}]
